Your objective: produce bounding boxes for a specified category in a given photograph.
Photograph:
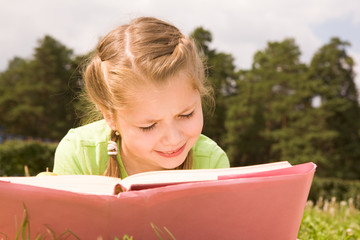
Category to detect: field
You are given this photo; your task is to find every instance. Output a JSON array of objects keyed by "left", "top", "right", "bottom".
[{"left": 298, "top": 198, "right": 360, "bottom": 240}]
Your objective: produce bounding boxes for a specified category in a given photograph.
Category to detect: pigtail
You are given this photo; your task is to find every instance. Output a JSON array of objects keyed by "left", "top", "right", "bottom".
[
  {"left": 175, "top": 149, "right": 193, "bottom": 170},
  {"left": 104, "top": 130, "right": 121, "bottom": 178}
]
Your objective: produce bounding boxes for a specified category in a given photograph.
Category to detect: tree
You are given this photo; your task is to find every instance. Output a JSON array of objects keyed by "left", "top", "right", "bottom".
[
  {"left": 0, "top": 57, "right": 36, "bottom": 137},
  {"left": 190, "top": 27, "right": 213, "bottom": 56},
  {"left": 307, "top": 37, "right": 360, "bottom": 179},
  {"left": 225, "top": 37, "right": 360, "bottom": 179},
  {"left": 0, "top": 35, "right": 81, "bottom": 140},
  {"left": 224, "top": 69, "right": 269, "bottom": 166},
  {"left": 225, "top": 39, "right": 310, "bottom": 166}
]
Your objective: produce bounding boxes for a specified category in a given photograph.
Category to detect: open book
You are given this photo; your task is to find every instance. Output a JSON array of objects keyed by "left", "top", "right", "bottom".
[
  {"left": 0, "top": 161, "right": 316, "bottom": 240},
  {"left": 0, "top": 161, "right": 292, "bottom": 195}
]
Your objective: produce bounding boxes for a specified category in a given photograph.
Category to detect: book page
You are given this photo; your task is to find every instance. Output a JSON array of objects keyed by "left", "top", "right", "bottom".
[
  {"left": 0, "top": 161, "right": 291, "bottom": 194},
  {"left": 0, "top": 175, "right": 121, "bottom": 195},
  {"left": 121, "top": 161, "right": 292, "bottom": 190}
]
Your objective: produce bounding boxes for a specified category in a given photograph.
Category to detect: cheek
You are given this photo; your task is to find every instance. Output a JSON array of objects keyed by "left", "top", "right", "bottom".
[
  {"left": 183, "top": 112, "right": 204, "bottom": 137},
  {"left": 121, "top": 129, "right": 155, "bottom": 153}
]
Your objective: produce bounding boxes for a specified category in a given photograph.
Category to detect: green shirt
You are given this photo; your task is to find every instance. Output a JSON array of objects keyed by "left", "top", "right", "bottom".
[{"left": 53, "top": 120, "right": 229, "bottom": 178}]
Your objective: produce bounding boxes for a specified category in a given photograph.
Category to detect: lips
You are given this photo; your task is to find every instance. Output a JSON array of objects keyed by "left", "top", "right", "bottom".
[{"left": 156, "top": 144, "right": 186, "bottom": 158}]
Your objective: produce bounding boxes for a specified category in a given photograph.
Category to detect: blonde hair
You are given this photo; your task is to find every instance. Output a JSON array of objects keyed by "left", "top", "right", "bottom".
[{"left": 84, "top": 17, "right": 214, "bottom": 178}]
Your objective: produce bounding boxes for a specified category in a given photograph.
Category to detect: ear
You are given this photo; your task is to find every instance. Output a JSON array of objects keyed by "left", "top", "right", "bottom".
[{"left": 99, "top": 106, "right": 117, "bottom": 131}]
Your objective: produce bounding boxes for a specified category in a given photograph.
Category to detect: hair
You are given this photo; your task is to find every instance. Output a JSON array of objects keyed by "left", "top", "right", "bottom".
[{"left": 83, "top": 17, "right": 214, "bottom": 178}]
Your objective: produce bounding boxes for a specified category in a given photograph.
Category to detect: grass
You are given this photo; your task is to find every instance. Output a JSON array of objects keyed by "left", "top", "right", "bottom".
[{"left": 298, "top": 197, "right": 360, "bottom": 240}]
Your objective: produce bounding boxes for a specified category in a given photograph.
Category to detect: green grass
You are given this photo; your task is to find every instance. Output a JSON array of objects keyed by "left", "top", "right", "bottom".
[{"left": 298, "top": 197, "right": 360, "bottom": 240}]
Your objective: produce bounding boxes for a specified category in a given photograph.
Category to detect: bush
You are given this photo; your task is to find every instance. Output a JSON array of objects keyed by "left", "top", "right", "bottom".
[
  {"left": 0, "top": 140, "right": 57, "bottom": 176},
  {"left": 309, "top": 177, "right": 360, "bottom": 208}
]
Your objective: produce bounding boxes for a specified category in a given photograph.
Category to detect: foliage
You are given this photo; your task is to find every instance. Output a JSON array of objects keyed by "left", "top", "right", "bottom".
[
  {"left": 0, "top": 36, "right": 82, "bottom": 141},
  {"left": 225, "top": 38, "right": 312, "bottom": 166},
  {"left": 298, "top": 199, "right": 360, "bottom": 239},
  {"left": 223, "top": 37, "right": 360, "bottom": 180},
  {"left": 0, "top": 140, "right": 56, "bottom": 176},
  {"left": 307, "top": 38, "right": 360, "bottom": 179},
  {"left": 1, "top": 30, "right": 360, "bottom": 179},
  {"left": 309, "top": 177, "right": 360, "bottom": 206}
]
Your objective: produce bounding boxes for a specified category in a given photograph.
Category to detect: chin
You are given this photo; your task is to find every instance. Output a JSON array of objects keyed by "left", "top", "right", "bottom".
[{"left": 159, "top": 157, "right": 187, "bottom": 170}]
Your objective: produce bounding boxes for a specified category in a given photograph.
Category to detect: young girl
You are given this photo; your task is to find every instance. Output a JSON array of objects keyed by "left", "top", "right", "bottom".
[{"left": 53, "top": 17, "right": 229, "bottom": 178}]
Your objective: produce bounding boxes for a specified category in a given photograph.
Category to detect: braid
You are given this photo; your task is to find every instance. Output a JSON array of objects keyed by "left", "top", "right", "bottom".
[
  {"left": 175, "top": 149, "right": 193, "bottom": 170},
  {"left": 104, "top": 130, "right": 121, "bottom": 178}
]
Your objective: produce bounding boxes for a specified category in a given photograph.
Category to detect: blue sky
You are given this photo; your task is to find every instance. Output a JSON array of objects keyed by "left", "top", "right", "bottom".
[
  {"left": 0, "top": 0, "right": 359, "bottom": 92},
  {"left": 313, "top": 16, "right": 360, "bottom": 52}
]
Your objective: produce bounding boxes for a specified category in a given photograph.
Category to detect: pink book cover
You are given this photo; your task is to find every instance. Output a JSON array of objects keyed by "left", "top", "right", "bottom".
[{"left": 0, "top": 162, "right": 316, "bottom": 239}]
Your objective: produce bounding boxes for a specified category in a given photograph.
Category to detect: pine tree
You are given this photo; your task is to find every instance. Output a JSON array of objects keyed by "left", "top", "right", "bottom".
[
  {"left": 0, "top": 35, "right": 80, "bottom": 140},
  {"left": 225, "top": 38, "right": 309, "bottom": 166},
  {"left": 308, "top": 37, "right": 360, "bottom": 179}
]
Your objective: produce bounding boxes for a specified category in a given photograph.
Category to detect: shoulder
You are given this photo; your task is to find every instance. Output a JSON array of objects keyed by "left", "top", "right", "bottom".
[
  {"left": 64, "top": 119, "right": 110, "bottom": 143},
  {"left": 193, "top": 134, "right": 221, "bottom": 154},
  {"left": 192, "top": 134, "right": 230, "bottom": 169},
  {"left": 53, "top": 120, "right": 110, "bottom": 175}
]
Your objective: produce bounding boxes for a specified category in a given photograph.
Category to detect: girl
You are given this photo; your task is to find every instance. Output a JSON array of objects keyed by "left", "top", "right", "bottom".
[{"left": 53, "top": 17, "right": 229, "bottom": 178}]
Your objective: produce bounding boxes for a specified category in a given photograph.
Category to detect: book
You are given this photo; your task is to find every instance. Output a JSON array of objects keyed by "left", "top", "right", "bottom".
[
  {"left": 0, "top": 161, "right": 316, "bottom": 239},
  {"left": 0, "top": 161, "right": 292, "bottom": 194}
]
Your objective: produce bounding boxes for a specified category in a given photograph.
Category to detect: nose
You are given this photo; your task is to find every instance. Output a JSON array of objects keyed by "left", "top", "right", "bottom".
[{"left": 161, "top": 123, "right": 182, "bottom": 146}]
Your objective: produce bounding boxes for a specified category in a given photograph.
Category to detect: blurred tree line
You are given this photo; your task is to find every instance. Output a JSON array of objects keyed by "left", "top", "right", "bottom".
[
  {"left": 0, "top": 29, "right": 359, "bottom": 179},
  {"left": 0, "top": 36, "right": 85, "bottom": 140}
]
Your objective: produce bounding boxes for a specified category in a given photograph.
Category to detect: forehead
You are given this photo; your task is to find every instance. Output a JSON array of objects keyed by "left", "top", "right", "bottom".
[
  {"left": 131, "top": 71, "right": 196, "bottom": 101},
  {"left": 119, "top": 73, "right": 199, "bottom": 116}
]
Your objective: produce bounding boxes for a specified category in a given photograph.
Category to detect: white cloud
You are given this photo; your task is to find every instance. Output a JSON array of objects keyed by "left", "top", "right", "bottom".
[
  {"left": 351, "top": 51, "right": 360, "bottom": 88},
  {"left": 0, "top": 0, "right": 359, "bottom": 95}
]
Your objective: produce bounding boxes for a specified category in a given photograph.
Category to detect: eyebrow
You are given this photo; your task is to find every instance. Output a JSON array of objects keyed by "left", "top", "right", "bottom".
[{"left": 141, "top": 103, "right": 197, "bottom": 124}]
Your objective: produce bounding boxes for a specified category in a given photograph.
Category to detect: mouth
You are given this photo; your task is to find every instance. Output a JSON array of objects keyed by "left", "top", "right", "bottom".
[{"left": 155, "top": 144, "right": 186, "bottom": 158}]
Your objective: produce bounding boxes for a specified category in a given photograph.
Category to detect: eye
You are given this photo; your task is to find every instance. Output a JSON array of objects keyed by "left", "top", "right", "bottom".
[
  {"left": 179, "top": 111, "right": 194, "bottom": 119},
  {"left": 140, "top": 123, "right": 157, "bottom": 132}
]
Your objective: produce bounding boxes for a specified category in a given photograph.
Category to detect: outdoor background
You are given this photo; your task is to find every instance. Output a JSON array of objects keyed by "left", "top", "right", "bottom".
[{"left": 0, "top": 1, "right": 360, "bottom": 238}]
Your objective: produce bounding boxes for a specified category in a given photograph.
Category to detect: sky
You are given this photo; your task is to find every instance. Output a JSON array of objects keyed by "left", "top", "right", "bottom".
[{"left": 1, "top": 0, "right": 359, "bottom": 93}]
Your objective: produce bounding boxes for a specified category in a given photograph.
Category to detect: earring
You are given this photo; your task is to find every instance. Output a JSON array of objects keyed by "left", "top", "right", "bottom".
[{"left": 115, "top": 131, "right": 120, "bottom": 136}]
